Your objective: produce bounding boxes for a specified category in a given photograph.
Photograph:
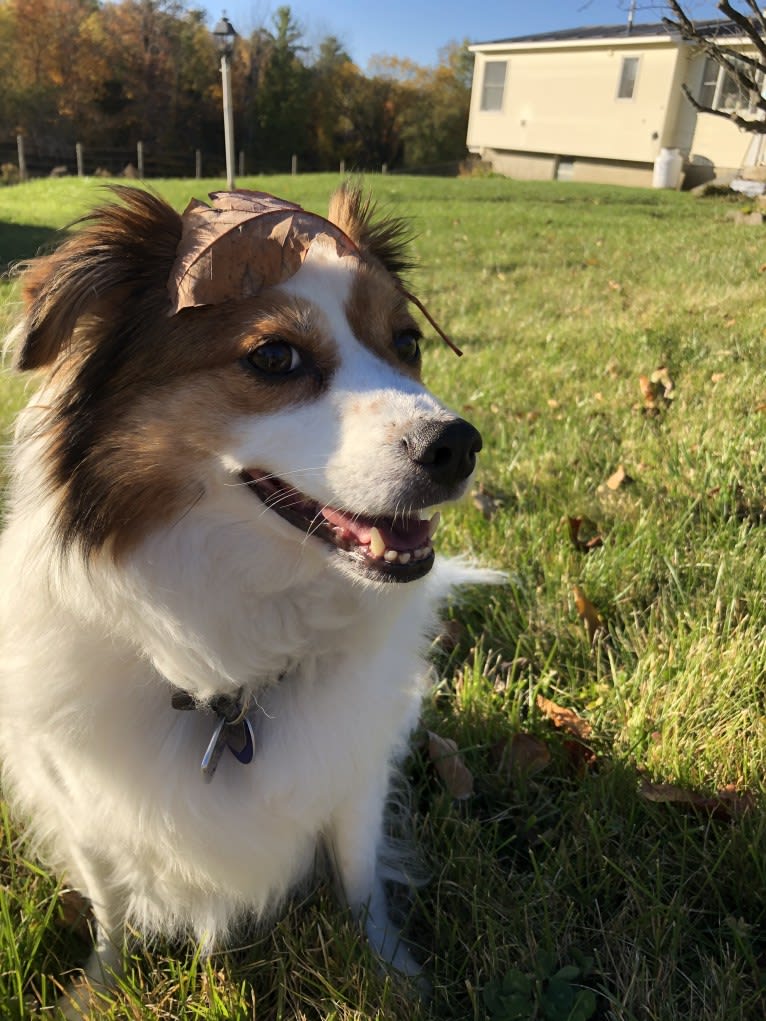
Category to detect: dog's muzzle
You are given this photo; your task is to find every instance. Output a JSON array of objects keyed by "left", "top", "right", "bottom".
[{"left": 241, "top": 416, "right": 482, "bottom": 584}]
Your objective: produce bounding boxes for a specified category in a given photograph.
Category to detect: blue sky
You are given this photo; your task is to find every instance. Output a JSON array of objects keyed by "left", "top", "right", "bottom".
[{"left": 217, "top": 1, "right": 723, "bottom": 69}]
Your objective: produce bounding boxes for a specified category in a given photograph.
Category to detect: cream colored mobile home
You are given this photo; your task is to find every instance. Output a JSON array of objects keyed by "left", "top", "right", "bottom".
[{"left": 467, "top": 20, "right": 762, "bottom": 188}]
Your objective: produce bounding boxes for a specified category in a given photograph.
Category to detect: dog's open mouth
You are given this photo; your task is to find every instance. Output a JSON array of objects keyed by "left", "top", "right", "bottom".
[{"left": 241, "top": 470, "right": 438, "bottom": 582}]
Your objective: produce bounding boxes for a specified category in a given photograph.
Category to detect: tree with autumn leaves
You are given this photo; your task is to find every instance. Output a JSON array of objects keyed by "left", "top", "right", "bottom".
[{"left": 0, "top": 0, "right": 474, "bottom": 174}]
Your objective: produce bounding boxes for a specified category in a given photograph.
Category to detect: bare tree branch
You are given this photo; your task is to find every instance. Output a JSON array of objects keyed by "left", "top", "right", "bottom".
[
  {"left": 741, "top": 0, "right": 766, "bottom": 38},
  {"left": 664, "top": 0, "right": 766, "bottom": 133},
  {"left": 718, "top": 0, "right": 766, "bottom": 63}
]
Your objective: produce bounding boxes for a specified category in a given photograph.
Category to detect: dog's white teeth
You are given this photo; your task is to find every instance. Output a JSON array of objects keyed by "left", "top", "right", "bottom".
[
  {"left": 384, "top": 549, "right": 399, "bottom": 563},
  {"left": 369, "top": 526, "right": 386, "bottom": 558},
  {"left": 413, "top": 546, "right": 432, "bottom": 561},
  {"left": 398, "top": 552, "right": 411, "bottom": 565},
  {"left": 427, "top": 511, "right": 441, "bottom": 539}
]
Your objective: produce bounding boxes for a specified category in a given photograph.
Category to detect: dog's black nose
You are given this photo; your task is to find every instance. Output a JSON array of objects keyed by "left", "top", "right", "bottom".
[{"left": 403, "top": 418, "right": 483, "bottom": 486}]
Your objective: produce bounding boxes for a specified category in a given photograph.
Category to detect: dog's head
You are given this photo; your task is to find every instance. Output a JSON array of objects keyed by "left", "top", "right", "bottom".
[{"left": 14, "top": 186, "right": 481, "bottom": 586}]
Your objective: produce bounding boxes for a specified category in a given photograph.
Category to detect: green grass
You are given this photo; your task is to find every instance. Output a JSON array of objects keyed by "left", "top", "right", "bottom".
[{"left": 2, "top": 173, "right": 766, "bottom": 1019}]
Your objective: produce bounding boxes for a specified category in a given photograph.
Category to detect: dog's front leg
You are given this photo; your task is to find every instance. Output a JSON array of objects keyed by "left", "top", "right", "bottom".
[
  {"left": 56, "top": 849, "right": 127, "bottom": 1018},
  {"left": 328, "top": 794, "right": 421, "bottom": 978}
]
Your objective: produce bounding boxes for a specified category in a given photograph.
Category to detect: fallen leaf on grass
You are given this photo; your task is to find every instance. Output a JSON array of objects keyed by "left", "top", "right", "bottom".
[
  {"left": 572, "top": 585, "right": 607, "bottom": 643},
  {"left": 639, "top": 366, "right": 675, "bottom": 415},
  {"left": 493, "top": 732, "right": 551, "bottom": 780},
  {"left": 471, "top": 484, "right": 506, "bottom": 520},
  {"left": 604, "top": 464, "right": 633, "bottom": 491},
  {"left": 567, "top": 516, "right": 604, "bottom": 553},
  {"left": 427, "top": 731, "right": 474, "bottom": 799},
  {"left": 57, "top": 888, "right": 94, "bottom": 943},
  {"left": 433, "top": 617, "right": 466, "bottom": 652},
  {"left": 639, "top": 778, "right": 755, "bottom": 821},
  {"left": 536, "top": 694, "right": 593, "bottom": 739},
  {"left": 562, "top": 738, "right": 598, "bottom": 774}
]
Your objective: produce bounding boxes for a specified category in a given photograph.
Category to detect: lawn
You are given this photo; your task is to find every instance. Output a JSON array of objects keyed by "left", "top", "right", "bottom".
[{"left": 1, "top": 173, "right": 766, "bottom": 1020}]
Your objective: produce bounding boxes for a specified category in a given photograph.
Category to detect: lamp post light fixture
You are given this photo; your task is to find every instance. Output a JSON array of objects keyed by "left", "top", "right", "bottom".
[{"left": 213, "top": 13, "right": 237, "bottom": 190}]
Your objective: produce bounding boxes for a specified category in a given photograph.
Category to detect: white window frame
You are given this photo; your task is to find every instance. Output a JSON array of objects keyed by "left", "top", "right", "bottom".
[
  {"left": 616, "top": 56, "right": 640, "bottom": 100},
  {"left": 699, "top": 54, "right": 763, "bottom": 113},
  {"left": 480, "top": 60, "right": 507, "bottom": 112}
]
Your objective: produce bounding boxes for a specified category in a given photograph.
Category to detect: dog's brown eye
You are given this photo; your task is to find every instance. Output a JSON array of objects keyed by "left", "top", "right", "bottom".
[
  {"left": 244, "top": 339, "right": 301, "bottom": 376},
  {"left": 394, "top": 329, "right": 421, "bottom": 365}
]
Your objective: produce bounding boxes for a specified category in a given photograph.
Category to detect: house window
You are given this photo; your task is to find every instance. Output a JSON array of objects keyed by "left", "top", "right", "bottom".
[
  {"left": 699, "top": 54, "right": 763, "bottom": 111},
  {"left": 617, "top": 56, "right": 640, "bottom": 99},
  {"left": 481, "top": 60, "right": 507, "bottom": 111}
]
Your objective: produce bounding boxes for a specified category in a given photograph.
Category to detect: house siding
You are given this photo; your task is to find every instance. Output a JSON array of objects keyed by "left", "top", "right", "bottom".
[{"left": 468, "top": 43, "right": 680, "bottom": 167}]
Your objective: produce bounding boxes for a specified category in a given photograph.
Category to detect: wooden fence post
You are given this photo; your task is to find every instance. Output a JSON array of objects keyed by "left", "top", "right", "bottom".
[
  {"left": 137, "top": 141, "right": 144, "bottom": 179},
  {"left": 291, "top": 153, "right": 297, "bottom": 176},
  {"left": 339, "top": 159, "right": 345, "bottom": 175},
  {"left": 238, "top": 150, "right": 245, "bottom": 177},
  {"left": 16, "top": 135, "right": 27, "bottom": 182},
  {"left": 195, "top": 149, "right": 202, "bottom": 179},
  {"left": 76, "top": 143, "right": 84, "bottom": 177}
]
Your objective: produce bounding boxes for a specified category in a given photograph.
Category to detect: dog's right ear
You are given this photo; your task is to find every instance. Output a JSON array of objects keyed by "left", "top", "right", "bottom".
[{"left": 15, "top": 187, "right": 182, "bottom": 371}]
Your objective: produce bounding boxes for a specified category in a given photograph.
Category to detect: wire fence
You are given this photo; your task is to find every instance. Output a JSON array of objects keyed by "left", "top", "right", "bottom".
[
  {"left": 0, "top": 140, "right": 227, "bottom": 181},
  {"left": 0, "top": 138, "right": 463, "bottom": 183}
]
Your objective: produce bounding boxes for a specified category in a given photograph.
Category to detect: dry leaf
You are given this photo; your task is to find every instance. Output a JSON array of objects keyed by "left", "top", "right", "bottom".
[
  {"left": 605, "top": 464, "right": 633, "bottom": 491},
  {"left": 567, "top": 516, "right": 604, "bottom": 552},
  {"left": 639, "top": 778, "right": 755, "bottom": 821},
  {"left": 168, "top": 191, "right": 358, "bottom": 313},
  {"left": 639, "top": 366, "right": 675, "bottom": 414},
  {"left": 572, "top": 585, "right": 606, "bottom": 643},
  {"left": 536, "top": 694, "right": 593, "bottom": 739},
  {"left": 494, "top": 732, "right": 551, "bottom": 780},
  {"left": 562, "top": 738, "right": 598, "bottom": 774},
  {"left": 57, "top": 888, "right": 94, "bottom": 943},
  {"left": 472, "top": 484, "right": 504, "bottom": 520},
  {"left": 427, "top": 731, "right": 474, "bottom": 800},
  {"left": 433, "top": 617, "right": 466, "bottom": 652}
]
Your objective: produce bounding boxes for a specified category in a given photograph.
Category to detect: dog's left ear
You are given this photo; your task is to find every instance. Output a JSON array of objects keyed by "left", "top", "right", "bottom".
[
  {"left": 328, "top": 184, "right": 413, "bottom": 278},
  {"left": 15, "top": 187, "right": 182, "bottom": 371}
]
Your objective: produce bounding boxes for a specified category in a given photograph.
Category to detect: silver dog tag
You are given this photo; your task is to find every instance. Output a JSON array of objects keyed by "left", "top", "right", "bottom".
[{"left": 201, "top": 715, "right": 228, "bottom": 782}]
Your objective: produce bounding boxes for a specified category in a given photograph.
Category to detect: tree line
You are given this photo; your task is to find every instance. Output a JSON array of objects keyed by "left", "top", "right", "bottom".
[{"left": 0, "top": 0, "right": 474, "bottom": 176}]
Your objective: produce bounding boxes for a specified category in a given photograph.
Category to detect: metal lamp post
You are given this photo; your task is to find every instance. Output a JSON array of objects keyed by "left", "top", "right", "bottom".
[{"left": 213, "top": 14, "right": 237, "bottom": 190}]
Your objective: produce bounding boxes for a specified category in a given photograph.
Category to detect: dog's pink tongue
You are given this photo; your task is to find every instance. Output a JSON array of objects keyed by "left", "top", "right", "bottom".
[{"left": 321, "top": 507, "right": 431, "bottom": 552}]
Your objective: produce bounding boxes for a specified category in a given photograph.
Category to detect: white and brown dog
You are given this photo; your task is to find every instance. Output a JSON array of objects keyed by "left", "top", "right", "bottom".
[{"left": 0, "top": 186, "right": 490, "bottom": 1009}]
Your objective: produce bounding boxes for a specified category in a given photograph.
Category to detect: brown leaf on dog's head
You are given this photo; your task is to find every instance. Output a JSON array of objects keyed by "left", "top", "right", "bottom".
[{"left": 167, "top": 190, "right": 359, "bottom": 313}]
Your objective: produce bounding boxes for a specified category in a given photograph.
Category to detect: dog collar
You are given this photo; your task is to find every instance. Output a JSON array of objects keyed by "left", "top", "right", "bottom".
[{"left": 171, "top": 687, "right": 254, "bottom": 783}]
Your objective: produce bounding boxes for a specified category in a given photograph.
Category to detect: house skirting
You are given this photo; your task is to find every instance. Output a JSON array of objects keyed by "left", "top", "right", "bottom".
[{"left": 478, "top": 148, "right": 658, "bottom": 188}]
